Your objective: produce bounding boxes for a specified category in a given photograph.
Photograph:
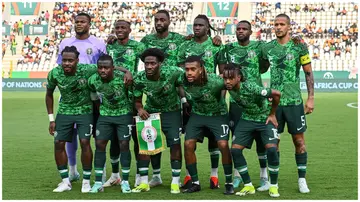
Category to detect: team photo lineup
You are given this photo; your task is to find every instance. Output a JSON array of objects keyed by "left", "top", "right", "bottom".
[
  {"left": 3, "top": 1, "right": 358, "bottom": 200},
  {"left": 44, "top": 4, "right": 315, "bottom": 198}
]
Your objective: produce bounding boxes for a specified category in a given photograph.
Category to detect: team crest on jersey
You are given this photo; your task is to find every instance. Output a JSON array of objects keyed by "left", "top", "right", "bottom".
[
  {"left": 248, "top": 50, "right": 256, "bottom": 59},
  {"left": 230, "top": 55, "right": 236, "bottom": 63},
  {"left": 286, "top": 53, "right": 294, "bottom": 61},
  {"left": 168, "top": 43, "right": 177, "bottom": 50},
  {"left": 203, "top": 93, "right": 211, "bottom": 100},
  {"left": 78, "top": 78, "right": 87, "bottom": 86},
  {"left": 204, "top": 50, "right": 212, "bottom": 57},
  {"left": 86, "top": 48, "right": 93, "bottom": 55},
  {"left": 163, "top": 84, "right": 171, "bottom": 91},
  {"left": 96, "top": 129, "right": 100, "bottom": 136},
  {"left": 126, "top": 49, "right": 134, "bottom": 55}
]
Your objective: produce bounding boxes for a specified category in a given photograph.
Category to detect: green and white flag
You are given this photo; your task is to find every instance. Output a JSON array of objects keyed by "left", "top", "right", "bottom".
[{"left": 135, "top": 113, "right": 165, "bottom": 155}]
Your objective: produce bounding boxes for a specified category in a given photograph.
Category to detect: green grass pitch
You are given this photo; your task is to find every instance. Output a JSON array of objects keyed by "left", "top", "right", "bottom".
[{"left": 2, "top": 92, "right": 358, "bottom": 200}]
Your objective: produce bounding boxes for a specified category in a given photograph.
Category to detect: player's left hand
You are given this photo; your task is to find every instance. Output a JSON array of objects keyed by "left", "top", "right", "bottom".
[
  {"left": 304, "top": 97, "right": 314, "bottom": 114},
  {"left": 185, "top": 34, "right": 194, "bottom": 40},
  {"left": 49, "top": 122, "right": 56, "bottom": 136},
  {"left": 123, "top": 71, "right": 133, "bottom": 86},
  {"left": 212, "top": 35, "right": 223, "bottom": 46},
  {"left": 266, "top": 114, "right": 278, "bottom": 128}
]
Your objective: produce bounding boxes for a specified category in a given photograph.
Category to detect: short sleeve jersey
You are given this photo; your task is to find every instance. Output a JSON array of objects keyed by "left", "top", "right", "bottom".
[
  {"left": 88, "top": 70, "right": 132, "bottom": 116},
  {"left": 107, "top": 40, "right": 146, "bottom": 74},
  {"left": 140, "top": 32, "right": 186, "bottom": 67},
  {"left": 47, "top": 64, "right": 97, "bottom": 115},
  {"left": 183, "top": 73, "right": 227, "bottom": 116},
  {"left": 219, "top": 40, "right": 265, "bottom": 84},
  {"left": 229, "top": 81, "right": 272, "bottom": 122},
  {"left": 177, "top": 37, "right": 224, "bottom": 74},
  {"left": 262, "top": 40, "right": 311, "bottom": 106},
  {"left": 133, "top": 66, "right": 184, "bottom": 113}
]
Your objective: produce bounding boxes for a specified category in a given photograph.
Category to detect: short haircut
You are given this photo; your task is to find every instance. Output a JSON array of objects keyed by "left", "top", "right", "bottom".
[
  {"left": 275, "top": 13, "right": 291, "bottom": 25},
  {"left": 223, "top": 63, "right": 245, "bottom": 82},
  {"left": 115, "top": 19, "right": 131, "bottom": 26},
  {"left": 184, "top": 55, "right": 208, "bottom": 85},
  {"left": 75, "top": 12, "right": 91, "bottom": 23},
  {"left": 140, "top": 48, "right": 165, "bottom": 63},
  {"left": 194, "top": 14, "right": 216, "bottom": 36},
  {"left": 61, "top": 46, "right": 80, "bottom": 58},
  {"left": 97, "top": 54, "right": 114, "bottom": 66},
  {"left": 156, "top": 10, "right": 170, "bottom": 20},
  {"left": 185, "top": 55, "right": 205, "bottom": 67},
  {"left": 238, "top": 20, "right": 252, "bottom": 30}
]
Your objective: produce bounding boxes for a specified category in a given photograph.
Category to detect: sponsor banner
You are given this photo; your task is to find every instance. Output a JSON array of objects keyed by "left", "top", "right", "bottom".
[
  {"left": 2, "top": 79, "right": 47, "bottom": 91},
  {"left": 2, "top": 24, "right": 11, "bottom": 36},
  {"left": 262, "top": 78, "right": 358, "bottom": 92},
  {"left": 24, "top": 24, "right": 48, "bottom": 35}
]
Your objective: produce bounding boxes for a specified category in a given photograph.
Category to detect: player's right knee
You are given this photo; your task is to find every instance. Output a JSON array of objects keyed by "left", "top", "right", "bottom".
[{"left": 266, "top": 147, "right": 279, "bottom": 164}]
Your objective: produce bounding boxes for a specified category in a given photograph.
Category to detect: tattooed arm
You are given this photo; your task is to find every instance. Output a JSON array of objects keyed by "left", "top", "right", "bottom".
[{"left": 302, "top": 63, "right": 314, "bottom": 114}]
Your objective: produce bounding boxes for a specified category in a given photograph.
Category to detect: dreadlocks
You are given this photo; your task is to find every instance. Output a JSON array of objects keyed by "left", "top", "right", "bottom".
[
  {"left": 223, "top": 63, "right": 245, "bottom": 82},
  {"left": 194, "top": 14, "right": 217, "bottom": 37}
]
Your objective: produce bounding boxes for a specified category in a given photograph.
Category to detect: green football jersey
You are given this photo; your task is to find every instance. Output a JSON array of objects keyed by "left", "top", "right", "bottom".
[
  {"left": 47, "top": 64, "right": 97, "bottom": 115},
  {"left": 229, "top": 81, "right": 272, "bottom": 122},
  {"left": 220, "top": 40, "right": 265, "bottom": 84},
  {"left": 88, "top": 70, "right": 132, "bottom": 116},
  {"left": 140, "top": 32, "right": 186, "bottom": 67},
  {"left": 183, "top": 73, "right": 227, "bottom": 116},
  {"left": 133, "top": 65, "right": 184, "bottom": 113},
  {"left": 107, "top": 39, "right": 146, "bottom": 74},
  {"left": 263, "top": 40, "right": 311, "bottom": 106},
  {"left": 177, "top": 37, "right": 224, "bottom": 74}
]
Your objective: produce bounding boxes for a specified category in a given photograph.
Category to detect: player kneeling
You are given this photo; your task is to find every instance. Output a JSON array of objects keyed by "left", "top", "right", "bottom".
[
  {"left": 88, "top": 55, "right": 133, "bottom": 194},
  {"left": 223, "top": 64, "right": 281, "bottom": 198}
]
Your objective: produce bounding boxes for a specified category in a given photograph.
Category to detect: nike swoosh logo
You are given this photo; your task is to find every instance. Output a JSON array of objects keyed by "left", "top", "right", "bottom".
[
  {"left": 174, "top": 138, "right": 179, "bottom": 141},
  {"left": 85, "top": 133, "right": 91, "bottom": 137},
  {"left": 124, "top": 134, "right": 131, "bottom": 138},
  {"left": 269, "top": 137, "right": 278, "bottom": 140},
  {"left": 220, "top": 134, "right": 228, "bottom": 138},
  {"left": 297, "top": 126, "right": 304, "bottom": 131}
]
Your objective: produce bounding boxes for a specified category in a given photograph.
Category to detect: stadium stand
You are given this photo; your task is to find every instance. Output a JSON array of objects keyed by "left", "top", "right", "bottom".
[{"left": 1, "top": 2, "right": 358, "bottom": 77}]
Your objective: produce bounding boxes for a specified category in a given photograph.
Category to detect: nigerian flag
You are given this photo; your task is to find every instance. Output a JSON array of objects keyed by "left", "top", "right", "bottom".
[{"left": 135, "top": 113, "right": 165, "bottom": 155}]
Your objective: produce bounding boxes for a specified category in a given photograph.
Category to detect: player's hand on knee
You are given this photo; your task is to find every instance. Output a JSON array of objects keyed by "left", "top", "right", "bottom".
[
  {"left": 49, "top": 122, "right": 56, "bottom": 136},
  {"left": 266, "top": 114, "right": 278, "bottom": 128},
  {"left": 138, "top": 108, "right": 150, "bottom": 120}
]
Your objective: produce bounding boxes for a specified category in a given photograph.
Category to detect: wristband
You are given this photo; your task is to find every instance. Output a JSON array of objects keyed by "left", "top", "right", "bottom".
[
  {"left": 181, "top": 97, "right": 187, "bottom": 104},
  {"left": 48, "top": 114, "right": 55, "bottom": 122}
]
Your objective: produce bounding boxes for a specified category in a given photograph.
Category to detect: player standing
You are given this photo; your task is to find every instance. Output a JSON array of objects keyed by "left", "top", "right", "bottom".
[
  {"left": 132, "top": 48, "right": 184, "bottom": 194},
  {"left": 262, "top": 14, "right": 314, "bottom": 193},
  {"left": 218, "top": 20, "right": 270, "bottom": 190},
  {"left": 177, "top": 14, "right": 226, "bottom": 189},
  {"left": 223, "top": 63, "right": 281, "bottom": 197},
  {"left": 138, "top": 10, "right": 222, "bottom": 187},
  {"left": 56, "top": 13, "right": 107, "bottom": 184},
  {"left": 46, "top": 46, "right": 98, "bottom": 193},
  {"left": 102, "top": 19, "right": 146, "bottom": 188},
  {"left": 181, "top": 56, "right": 233, "bottom": 194},
  {"left": 88, "top": 55, "right": 133, "bottom": 194}
]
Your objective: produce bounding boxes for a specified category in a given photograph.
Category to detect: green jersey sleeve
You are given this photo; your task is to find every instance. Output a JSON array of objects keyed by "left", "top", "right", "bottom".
[
  {"left": 133, "top": 73, "right": 145, "bottom": 98},
  {"left": 46, "top": 68, "right": 58, "bottom": 90}
]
